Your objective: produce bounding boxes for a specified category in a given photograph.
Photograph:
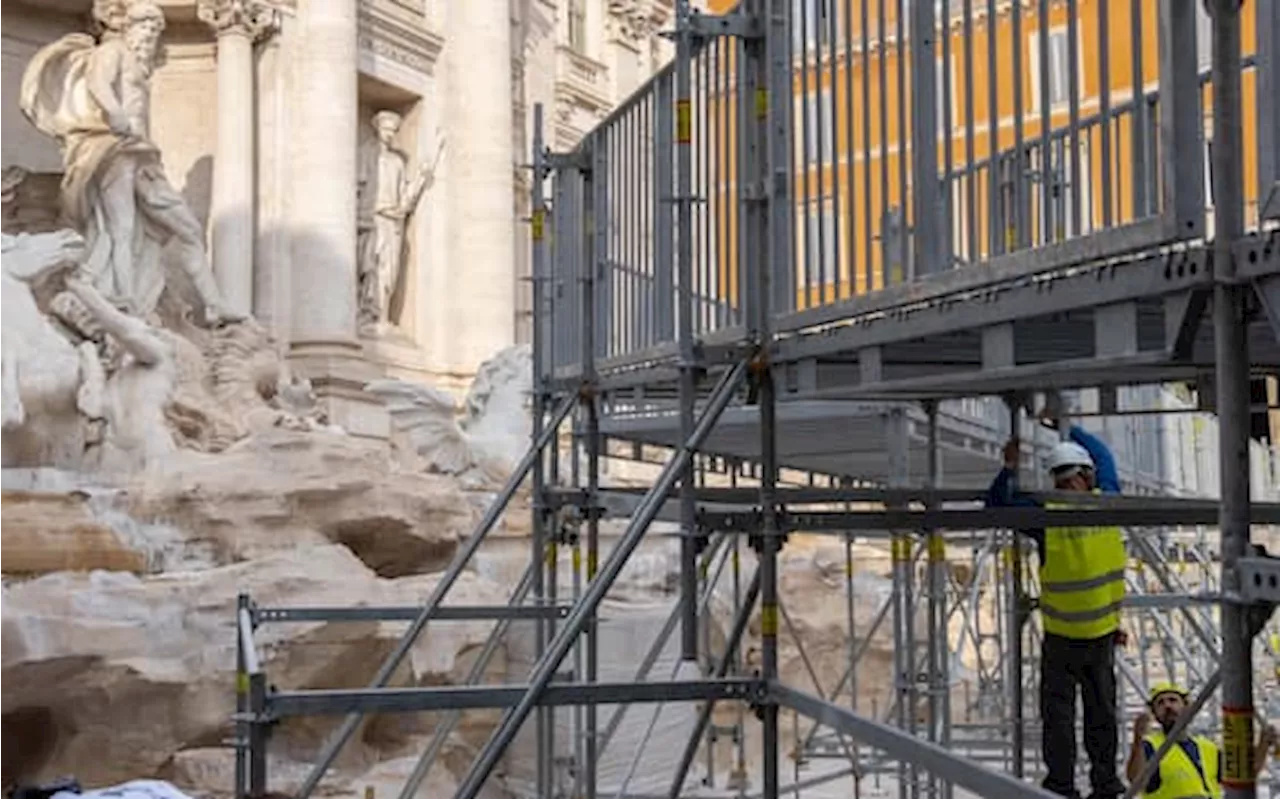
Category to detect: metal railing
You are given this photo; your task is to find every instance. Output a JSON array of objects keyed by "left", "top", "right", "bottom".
[{"left": 542, "top": 0, "right": 1279, "bottom": 378}]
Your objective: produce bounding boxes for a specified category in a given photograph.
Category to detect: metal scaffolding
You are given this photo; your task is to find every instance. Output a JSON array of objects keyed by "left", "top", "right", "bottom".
[{"left": 231, "top": 1, "right": 1280, "bottom": 797}]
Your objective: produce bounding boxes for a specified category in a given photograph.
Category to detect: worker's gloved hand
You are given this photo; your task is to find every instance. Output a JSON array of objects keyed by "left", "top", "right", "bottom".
[
  {"left": 1133, "top": 711, "right": 1153, "bottom": 743},
  {"left": 1114, "top": 628, "right": 1130, "bottom": 647}
]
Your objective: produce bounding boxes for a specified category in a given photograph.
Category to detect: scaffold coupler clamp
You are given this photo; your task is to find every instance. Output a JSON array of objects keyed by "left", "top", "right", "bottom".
[
  {"left": 746, "top": 508, "right": 789, "bottom": 554},
  {"left": 745, "top": 348, "right": 771, "bottom": 405},
  {"left": 1236, "top": 544, "right": 1280, "bottom": 637},
  {"left": 748, "top": 670, "right": 769, "bottom": 721}
]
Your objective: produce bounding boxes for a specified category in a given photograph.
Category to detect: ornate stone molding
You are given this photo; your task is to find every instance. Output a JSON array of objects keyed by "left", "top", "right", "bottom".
[
  {"left": 607, "top": 0, "right": 661, "bottom": 50},
  {"left": 196, "top": 0, "right": 279, "bottom": 39},
  {"left": 358, "top": 5, "right": 444, "bottom": 77}
]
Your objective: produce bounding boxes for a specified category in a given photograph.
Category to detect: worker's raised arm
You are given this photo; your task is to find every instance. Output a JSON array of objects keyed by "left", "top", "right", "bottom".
[
  {"left": 985, "top": 438, "right": 1045, "bottom": 554},
  {"left": 1069, "top": 425, "right": 1120, "bottom": 494}
]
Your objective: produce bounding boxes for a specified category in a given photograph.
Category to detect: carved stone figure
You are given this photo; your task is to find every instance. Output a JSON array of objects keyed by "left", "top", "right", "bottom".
[
  {"left": 356, "top": 110, "right": 438, "bottom": 330},
  {"left": 364, "top": 344, "right": 531, "bottom": 484},
  {"left": 18, "top": 0, "right": 239, "bottom": 325},
  {"left": 1, "top": 231, "right": 103, "bottom": 467},
  {"left": 0, "top": 229, "right": 188, "bottom": 468}
]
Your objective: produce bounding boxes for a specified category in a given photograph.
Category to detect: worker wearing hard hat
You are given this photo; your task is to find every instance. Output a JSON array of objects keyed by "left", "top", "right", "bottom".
[
  {"left": 987, "top": 419, "right": 1126, "bottom": 799},
  {"left": 1126, "top": 683, "right": 1277, "bottom": 798}
]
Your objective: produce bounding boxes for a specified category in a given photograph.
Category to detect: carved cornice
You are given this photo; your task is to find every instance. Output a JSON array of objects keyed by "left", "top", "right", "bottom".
[
  {"left": 196, "top": 0, "right": 279, "bottom": 39},
  {"left": 606, "top": 0, "right": 666, "bottom": 50},
  {"left": 358, "top": 2, "right": 443, "bottom": 76}
]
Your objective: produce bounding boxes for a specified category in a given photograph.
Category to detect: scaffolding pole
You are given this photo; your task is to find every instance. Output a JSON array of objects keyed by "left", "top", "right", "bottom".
[
  {"left": 530, "top": 102, "right": 553, "bottom": 799},
  {"left": 1211, "top": 0, "right": 1257, "bottom": 797}
]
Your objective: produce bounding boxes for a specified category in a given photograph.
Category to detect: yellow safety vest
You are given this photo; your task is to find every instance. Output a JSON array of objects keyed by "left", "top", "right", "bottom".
[
  {"left": 1141, "top": 731, "right": 1222, "bottom": 799},
  {"left": 1039, "top": 495, "right": 1126, "bottom": 640}
]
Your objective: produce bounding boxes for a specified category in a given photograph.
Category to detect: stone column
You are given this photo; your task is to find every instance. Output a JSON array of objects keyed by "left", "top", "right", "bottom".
[
  {"left": 442, "top": 0, "right": 515, "bottom": 375},
  {"left": 291, "top": 0, "right": 357, "bottom": 345},
  {"left": 197, "top": 0, "right": 277, "bottom": 318},
  {"left": 286, "top": 0, "right": 386, "bottom": 439}
]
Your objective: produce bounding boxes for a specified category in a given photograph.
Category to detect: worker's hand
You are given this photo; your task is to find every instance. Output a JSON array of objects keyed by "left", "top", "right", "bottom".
[
  {"left": 1002, "top": 438, "right": 1020, "bottom": 470},
  {"left": 1133, "top": 711, "right": 1152, "bottom": 742},
  {"left": 1114, "top": 628, "right": 1130, "bottom": 648},
  {"left": 1037, "top": 406, "right": 1060, "bottom": 430}
]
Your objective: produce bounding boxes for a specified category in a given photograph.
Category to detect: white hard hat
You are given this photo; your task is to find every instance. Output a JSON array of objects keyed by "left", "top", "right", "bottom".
[{"left": 1045, "top": 441, "right": 1094, "bottom": 474}]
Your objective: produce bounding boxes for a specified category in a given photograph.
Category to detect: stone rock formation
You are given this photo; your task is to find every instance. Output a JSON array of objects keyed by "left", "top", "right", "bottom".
[{"left": 1, "top": 545, "right": 507, "bottom": 786}]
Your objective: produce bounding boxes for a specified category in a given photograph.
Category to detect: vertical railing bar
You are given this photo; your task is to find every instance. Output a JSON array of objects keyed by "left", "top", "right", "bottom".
[
  {"left": 942, "top": 0, "right": 955, "bottom": 271},
  {"left": 622, "top": 115, "right": 632, "bottom": 356},
  {"left": 706, "top": 46, "right": 716, "bottom": 330},
  {"left": 656, "top": 72, "right": 674, "bottom": 344},
  {"left": 1012, "top": 0, "right": 1027, "bottom": 251},
  {"left": 1098, "top": 0, "right": 1114, "bottom": 227},
  {"left": 1037, "top": 0, "right": 1053, "bottom": 246},
  {"left": 711, "top": 38, "right": 722, "bottom": 329},
  {"left": 799, "top": 0, "right": 813, "bottom": 304},
  {"left": 635, "top": 104, "right": 643, "bottom": 351},
  {"left": 1130, "top": 0, "right": 1148, "bottom": 219},
  {"left": 642, "top": 93, "right": 651, "bottom": 348},
  {"left": 840, "top": 0, "right": 854, "bottom": 298},
  {"left": 826, "top": 0, "right": 841, "bottom": 303},
  {"left": 815, "top": 0, "right": 830, "bottom": 305},
  {"left": 895, "top": 0, "right": 908, "bottom": 281},
  {"left": 878, "top": 0, "right": 889, "bottom": 286},
  {"left": 862, "top": 0, "right": 873, "bottom": 294},
  {"left": 1067, "top": 0, "right": 1083, "bottom": 237},
  {"left": 987, "top": 0, "right": 1001, "bottom": 257},
  {"left": 962, "top": 0, "right": 976, "bottom": 265},
  {"left": 626, "top": 110, "right": 634, "bottom": 355}
]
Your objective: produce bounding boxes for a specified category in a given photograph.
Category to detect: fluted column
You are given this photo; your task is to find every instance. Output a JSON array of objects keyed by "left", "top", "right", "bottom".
[{"left": 197, "top": 0, "right": 277, "bottom": 318}]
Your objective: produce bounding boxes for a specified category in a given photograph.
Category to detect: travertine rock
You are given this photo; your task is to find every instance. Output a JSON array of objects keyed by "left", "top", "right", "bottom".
[
  {"left": 123, "top": 429, "right": 477, "bottom": 576},
  {"left": 1, "top": 489, "right": 148, "bottom": 575},
  {"left": 1, "top": 545, "right": 508, "bottom": 786}
]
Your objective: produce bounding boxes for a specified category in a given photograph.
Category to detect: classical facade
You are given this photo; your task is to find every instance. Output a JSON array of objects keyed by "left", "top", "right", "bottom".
[{"left": 1, "top": 0, "right": 674, "bottom": 436}]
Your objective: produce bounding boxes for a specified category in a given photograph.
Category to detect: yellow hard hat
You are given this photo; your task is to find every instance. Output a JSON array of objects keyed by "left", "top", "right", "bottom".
[{"left": 1149, "top": 682, "right": 1189, "bottom": 704}]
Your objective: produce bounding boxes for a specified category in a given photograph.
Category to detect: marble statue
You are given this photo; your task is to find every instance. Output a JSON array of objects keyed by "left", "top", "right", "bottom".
[
  {"left": 364, "top": 344, "right": 531, "bottom": 484},
  {"left": 58, "top": 272, "right": 181, "bottom": 472},
  {"left": 1, "top": 231, "right": 103, "bottom": 468},
  {"left": 356, "top": 110, "right": 439, "bottom": 330},
  {"left": 18, "top": 0, "right": 238, "bottom": 326}
]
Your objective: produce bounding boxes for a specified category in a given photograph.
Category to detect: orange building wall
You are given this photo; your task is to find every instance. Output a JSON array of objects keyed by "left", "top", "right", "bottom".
[{"left": 698, "top": 0, "right": 1263, "bottom": 310}]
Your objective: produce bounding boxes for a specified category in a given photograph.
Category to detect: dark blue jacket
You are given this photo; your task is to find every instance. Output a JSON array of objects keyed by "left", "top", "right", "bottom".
[{"left": 984, "top": 425, "right": 1120, "bottom": 562}]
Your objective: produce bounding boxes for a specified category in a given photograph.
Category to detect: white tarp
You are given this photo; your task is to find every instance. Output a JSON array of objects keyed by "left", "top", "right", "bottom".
[{"left": 52, "top": 782, "right": 193, "bottom": 799}]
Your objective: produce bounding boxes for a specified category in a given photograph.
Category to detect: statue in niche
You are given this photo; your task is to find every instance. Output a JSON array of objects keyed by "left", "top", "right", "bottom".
[
  {"left": 18, "top": 0, "right": 240, "bottom": 326},
  {"left": 356, "top": 110, "right": 440, "bottom": 332}
]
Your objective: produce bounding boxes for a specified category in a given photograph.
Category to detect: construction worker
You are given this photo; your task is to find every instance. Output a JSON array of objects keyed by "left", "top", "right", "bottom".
[
  {"left": 987, "top": 419, "right": 1126, "bottom": 799},
  {"left": 1126, "top": 682, "right": 1277, "bottom": 797}
]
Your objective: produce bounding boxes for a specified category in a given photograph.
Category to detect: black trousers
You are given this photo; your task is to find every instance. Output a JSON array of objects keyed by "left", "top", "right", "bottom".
[{"left": 1040, "top": 632, "right": 1126, "bottom": 799}]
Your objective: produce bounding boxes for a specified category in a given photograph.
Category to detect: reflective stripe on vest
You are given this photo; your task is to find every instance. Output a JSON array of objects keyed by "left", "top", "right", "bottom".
[
  {"left": 1141, "top": 732, "right": 1222, "bottom": 799},
  {"left": 1039, "top": 496, "right": 1126, "bottom": 640}
]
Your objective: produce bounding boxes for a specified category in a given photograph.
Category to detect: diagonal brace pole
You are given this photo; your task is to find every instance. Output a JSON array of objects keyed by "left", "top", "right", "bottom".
[
  {"left": 666, "top": 566, "right": 763, "bottom": 798},
  {"left": 395, "top": 564, "right": 537, "bottom": 799},
  {"left": 295, "top": 394, "right": 577, "bottom": 799},
  {"left": 452, "top": 359, "right": 749, "bottom": 799}
]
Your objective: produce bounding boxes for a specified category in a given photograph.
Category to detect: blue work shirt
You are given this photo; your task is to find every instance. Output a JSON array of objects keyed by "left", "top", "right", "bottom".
[{"left": 983, "top": 425, "right": 1120, "bottom": 564}]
